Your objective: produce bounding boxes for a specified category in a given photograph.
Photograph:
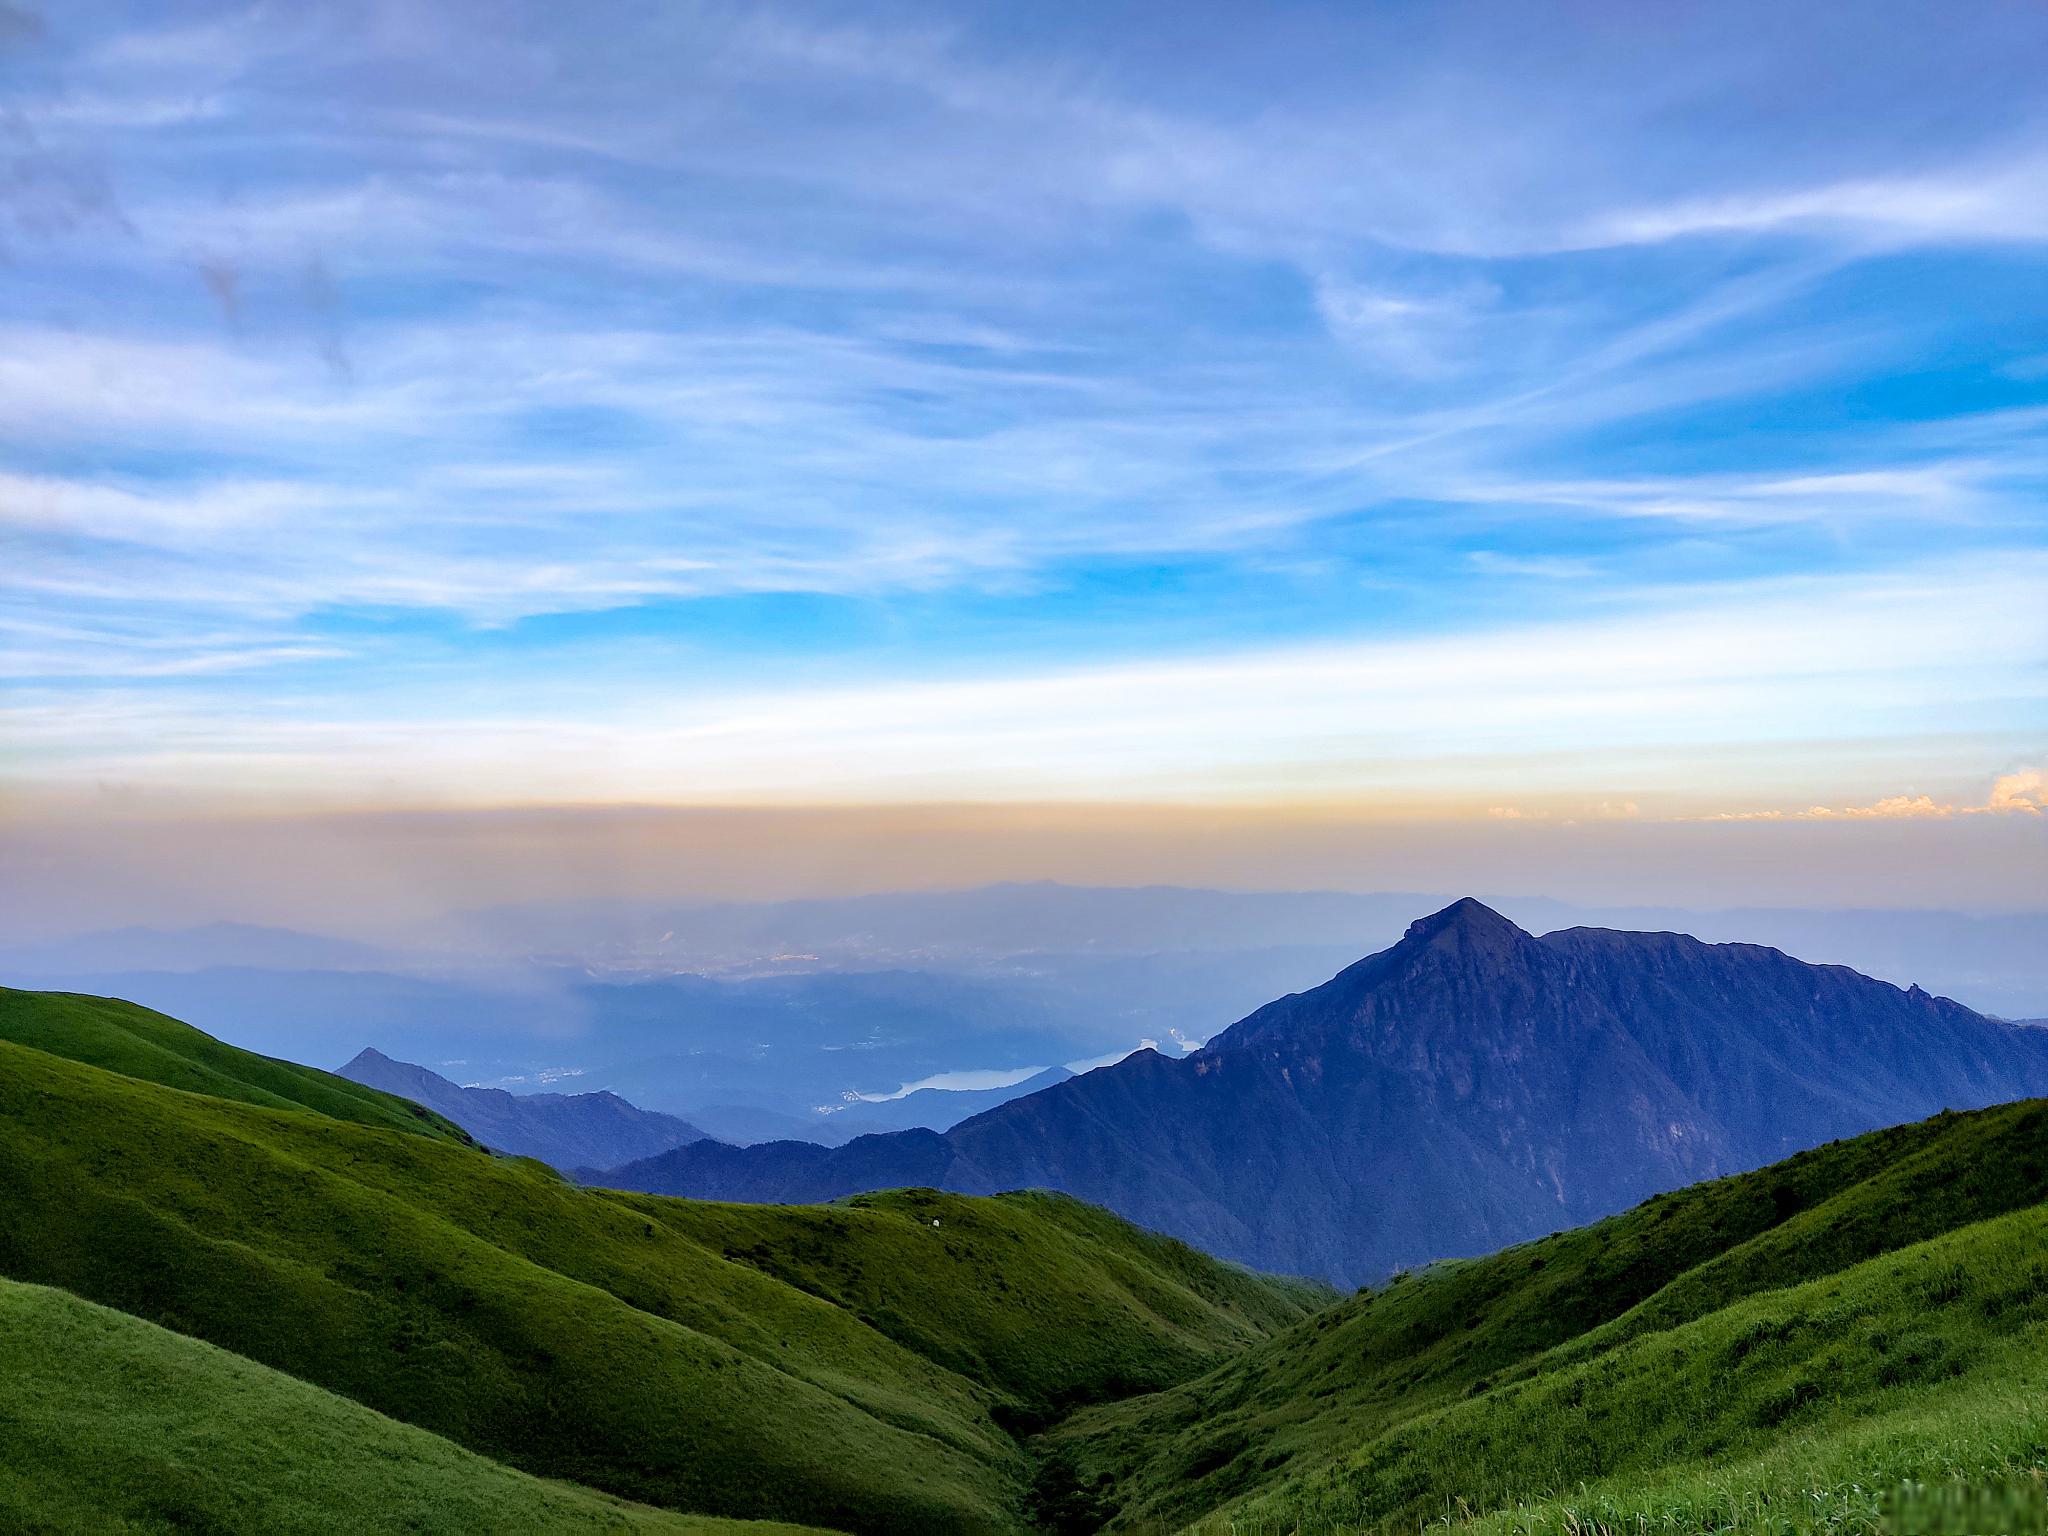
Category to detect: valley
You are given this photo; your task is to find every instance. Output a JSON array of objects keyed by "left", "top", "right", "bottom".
[
  {"left": 5, "top": 899, "right": 2048, "bottom": 1531},
  {"left": 596, "top": 900, "right": 2048, "bottom": 1285}
]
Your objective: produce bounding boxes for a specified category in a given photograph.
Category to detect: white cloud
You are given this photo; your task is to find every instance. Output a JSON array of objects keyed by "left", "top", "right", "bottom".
[
  {"left": 1465, "top": 552, "right": 1599, "bottom": 580},
  {"left": 850, "top": 1066, "right": 1047, "bottom": 1103},
  {"left": 5, "top": 0, "right": 2047, "bottom": 827},
  {"left": 8, "top": 554, "right": 2042, "bottom": 806},
  {"left": 1702, "top": 768, "right": 2046, "bottom": 822},
  {"left": 1449, "top": 461, "right": 1996, "bottom": 529},
  {"left": 1584, "top": 155, "right": 2048, "bottom": 251},
  {"left": 1988, "top": 768, "right": 2047, "bottom": 815},
  {"left": 1311, "top": 275, "right": 1500, "bottom": 377},
  {"left": 1066, "top": 1042, "right": 1158, "bottom": 1074}
]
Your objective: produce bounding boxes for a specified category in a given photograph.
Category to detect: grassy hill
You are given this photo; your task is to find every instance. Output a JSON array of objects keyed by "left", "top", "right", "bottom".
[
  {"left": 1041, "top": 1099, "right": 2048, "bottom": 1532},
  {"left": 0, "top": 1276, "right": 830, "bottom": 1536},
  {"left": 0, "top": 986, "right": 478, "bottom": 1147},
  {"left": 611, "top": 1187, "right": 1325, "bottom": 1433},
  {"left": 7, "top": 980, "right": 2048, "bottom": 1534},
  {"left": 0, "top": 988, "right": 1321, "bottom": 1534}
]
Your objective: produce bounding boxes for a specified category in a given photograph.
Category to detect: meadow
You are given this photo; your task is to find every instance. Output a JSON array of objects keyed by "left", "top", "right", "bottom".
[
  {"left": 4, "top": 983, "right": 2047, "bottom": 1534},
  {"left": 0, "top": 987, "right": 1319, "bottom": 1534},
  {"left": 0, "top": 1276, "right": 829, "bottom": 1536},
  {"left": 1046, "top": 1101, "right": 2048, "bottom": 1532}
]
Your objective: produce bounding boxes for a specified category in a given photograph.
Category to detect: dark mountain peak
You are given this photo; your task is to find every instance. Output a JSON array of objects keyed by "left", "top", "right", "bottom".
[
  {"left": 341, "top": 1046, "right": 448, "bottom": 1088},
  {"left": 1392, "top": 898, "right": 1538, "bottom": 969},
  {"left": 597, "top": 904, "right": 2048, "bottom": 1285},
  {"left": 1207, "top": 899, "right": 1548, "bottom": 1057},
  {"left": 1401, "top": 897, "right": 1525, "bottom": 946}
]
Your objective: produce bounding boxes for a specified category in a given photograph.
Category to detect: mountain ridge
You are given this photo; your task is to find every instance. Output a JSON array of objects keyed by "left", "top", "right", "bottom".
[
  {"left": 598, "top": 900, "right": 2048, "bottom": 1282},
  {"left": 338, "top": 1046, "right": 711, "bottom": 1171}
]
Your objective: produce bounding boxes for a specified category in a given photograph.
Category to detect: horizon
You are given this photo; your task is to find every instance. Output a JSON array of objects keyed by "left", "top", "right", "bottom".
[
  {"left": 8, "top": 874, "right": 2046, "bottom": 1033},
  {"left": 2, "top": 0, "right": 2044, "bottom": 921},
  {"left": 14, "top": 874, "right": 2048, "bottom": 943},
  {"left": 7, "top": 805, "right": 2048, "bottom": 944},
  {"left": 10, "top": 10, "right": 2048, "bottom": 1529}
]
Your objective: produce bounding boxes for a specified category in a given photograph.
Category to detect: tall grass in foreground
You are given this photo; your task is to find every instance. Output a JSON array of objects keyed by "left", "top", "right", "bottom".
[
  {"left": 1192, "top": 1378, "right": 2048, "bottom": 1533},
  {"left": 0, "top": 1276, "right": 827, "bottom": 1535},
  {"left": 1185, "top": 1203, "right": 2048, "bottom": 1536}
]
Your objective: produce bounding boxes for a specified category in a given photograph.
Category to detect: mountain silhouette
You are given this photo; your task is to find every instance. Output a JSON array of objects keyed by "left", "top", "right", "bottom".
[
  {"left": 341, "top": 1048, "right": 707, "bottom": 1172},
  {"left": 597, "top": 900, "right": 2048, "bottom": 1282}
]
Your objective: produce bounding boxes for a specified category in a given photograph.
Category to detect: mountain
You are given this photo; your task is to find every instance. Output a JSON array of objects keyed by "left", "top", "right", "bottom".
[
  {"left": 457, "top": 883, "right": 2048, "bottom": 1018},
  {"left": 339, "top": 1046, "right": 710, "bottom": 1170},
  {"left": 1046, "top": 1093, "right": 2048, "bottom": 1533},
  {"left": 9, "top": 980, "right": 2048, "bottom": 1532},
  {"left": 457, "top": 883, "right": 1442, "bottom": 965},
  {"left": 598, "top": 899, "right": 2048, "bottom": 1284},
  {"left": 0, "top": 989, "right": 1321, "bottom": 1533},
  {"left": 20, "top": 962, "right": 1121, "bottom": 1123},
  {"left": 0, "top": 921, "right": 400, "bottom": 975},
  {"left": 682, "top": 1102, "right": 874, "bottom": 1146},
  {"left": 677, "top": 1068, "right": 1079, "bottom": 1148},
  {"left": 827, "top": 1066, "right": 1078, "bottom": 1136}
]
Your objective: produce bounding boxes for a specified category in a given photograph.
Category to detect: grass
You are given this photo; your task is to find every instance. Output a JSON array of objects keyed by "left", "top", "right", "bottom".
[
  {"left": 0, "top": 985, "right": 478, "bottom": 1147},
  {"left": 615, "top": 1186, "right": 1329, "bottom": 1430},
  {"left": 8, "top": 981, "right": 2048, "bottom": 1535},
  {"left": 0, "top": 1276, "right": 832, "bottom": 1535},
  {"left": 1043, "top": 1100, "right": 2048, "bottom": 1533},
  {"left": 0, "top": 989, "right": 1319, "bottom": 1534},
  {"left": 1431, "top": 1370, "right": 2048, "bottom": 1536},
  {"left": 1197, "top": 1199, "right": 2048, "bottom": 1533}
]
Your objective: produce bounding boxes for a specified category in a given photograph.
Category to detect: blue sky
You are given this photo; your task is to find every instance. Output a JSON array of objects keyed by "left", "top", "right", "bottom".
[{"left": 2, "top": 0, "right": 2045, "bottom": 851}]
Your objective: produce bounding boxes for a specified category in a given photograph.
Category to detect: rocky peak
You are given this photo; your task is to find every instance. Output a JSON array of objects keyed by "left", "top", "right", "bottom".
[{"left": 1397, "top": 897, "right": 1534, "bottom": 959}]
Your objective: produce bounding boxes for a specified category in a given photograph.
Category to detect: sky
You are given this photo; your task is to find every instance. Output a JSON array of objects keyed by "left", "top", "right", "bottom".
[{"left": 1, "top": 0, "right": 2045, "bottom": 927}]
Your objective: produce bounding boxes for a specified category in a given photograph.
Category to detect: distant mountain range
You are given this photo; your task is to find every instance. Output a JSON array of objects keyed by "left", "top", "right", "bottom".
[
  {"left": 0, "top": 922, "right": 401, "bottom": 976},
  {"left": 16, "top": 881, "right": 2048, "bottom": 1014},
  {"left": 0, "top": 962, "right": 1123, "bottom": 1126},
  {"left": 339, "top": 1048, "right": 708, "bottom": 1171},
  {"left": 828, "top": 1066, "right": 1076, "bottom": 1135},
  {"left": 598, "top": 899, "right": 2048, "bottom": 1283},
  {"left": 453, "top": 882, "right": 2048, "bottom": 1017}
]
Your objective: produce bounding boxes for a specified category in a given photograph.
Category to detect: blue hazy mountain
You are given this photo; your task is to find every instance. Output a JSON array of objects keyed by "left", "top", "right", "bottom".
[
  {"left": 598, "top": 900, "right": 2048, "bottom": 1285},
  {"left": 10, "top": 886, "right": 2044, "bottom": 1161},
  {"left": 338, "top": 1048, "right": 708, "bottom": 1172},
  {"left": 0, "top": 922, "right": 400, "bottom": 975}
]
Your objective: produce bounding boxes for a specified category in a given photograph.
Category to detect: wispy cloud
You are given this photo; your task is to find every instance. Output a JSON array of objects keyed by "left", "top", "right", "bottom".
[
  {"left": 7, "top": 554, "right": 2040, "bottom": 809},
  {"left": 3, "top": 0, "right": 2046, "bottom": 847},
  {"left": 1584, "top": 153, "right": 2048, "bottom": 251},
  {"left": 1464, "top": 551, "right": 1600, "bottom": 580}
]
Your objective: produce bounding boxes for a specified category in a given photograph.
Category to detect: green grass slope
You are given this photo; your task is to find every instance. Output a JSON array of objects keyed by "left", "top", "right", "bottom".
[
  {"left": 0, "top": 1276, "right": 831, "bottom": 1536},
  {"left": 1205, "top": 1197, "right": 2048, "bottom": 1534},
  {"left": 621, "top": 1187, "right": 1329, "bottom": 1430},
  {"left": 0, "top": 1024, "right": 1317, "bottom": 1534},
  {"left": 19, "top": 980, "right": 2041, "bottom": 1535},
  {"left": 0, "top": 986, "right": 477, "bottom": 1147},
  {"left": 1045, "top": 1099, "right": 2048, "bottom": 1533},
  {"left": 1444, "top": 1367, "right": 2048, "bottom": 1536}
]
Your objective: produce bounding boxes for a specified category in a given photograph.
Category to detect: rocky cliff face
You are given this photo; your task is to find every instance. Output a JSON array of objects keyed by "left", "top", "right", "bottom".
[{"left": 600, "top": 899, "right": 2048, "bottom": 1283}]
